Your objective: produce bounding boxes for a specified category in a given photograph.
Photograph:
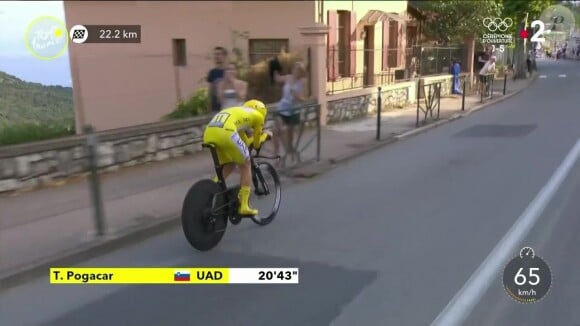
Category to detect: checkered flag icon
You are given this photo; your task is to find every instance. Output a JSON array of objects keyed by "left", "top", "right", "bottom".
[{"left": 72, "top": 30, "right": 85, "bottom": 39}]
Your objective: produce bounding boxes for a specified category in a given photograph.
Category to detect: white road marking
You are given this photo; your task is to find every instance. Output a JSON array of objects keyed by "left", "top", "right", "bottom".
[
  {"left": 539, "top": 75, "right": 547, "bottom": 78},
  {"left": 558, "top": 74, "right": 567, "bottom": 78},
  {"left": 431, "top": 138, "right": 580, "bottom": 326}
]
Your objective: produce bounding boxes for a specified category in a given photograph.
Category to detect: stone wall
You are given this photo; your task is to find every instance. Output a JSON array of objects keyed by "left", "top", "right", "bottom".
[
  {"left": 0, "top": 75, "right": 458, "bottom": 193},
  {"left": 326, "top": 92, "right": 378, "bottom": 124},
  {"left": 0, "top": 116, "right": 210, "bottom": 193},
  {"left": 0, "top": 103, "right": 320, "bottom": 194},
  {"left": 421, "top": 74, "right": 463, "bottom": 97}
]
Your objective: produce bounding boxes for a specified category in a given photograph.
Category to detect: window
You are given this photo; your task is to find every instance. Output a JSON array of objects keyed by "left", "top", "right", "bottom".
[
  {"left": 337, "top": 11, "right": 349, "bottom": 77},
  {"left": 248, "top": 39, "right": 289, "bottom": 65},
  {"left": 172, "top": 39, "right": 186, "bottom": 66}
]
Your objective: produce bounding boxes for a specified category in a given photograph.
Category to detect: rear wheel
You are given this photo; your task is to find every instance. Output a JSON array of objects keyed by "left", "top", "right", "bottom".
[
  {"left": 250, "top": 162, "right": 281, "bottom": 226},
  {"left": 181, "top": 179, "right": 227, "bottom": 251}
]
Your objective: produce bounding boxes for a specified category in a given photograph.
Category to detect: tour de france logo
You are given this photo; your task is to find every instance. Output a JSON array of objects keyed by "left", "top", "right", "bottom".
[{"left": 24, "top": 16, "right": 68, "bottom": 60}]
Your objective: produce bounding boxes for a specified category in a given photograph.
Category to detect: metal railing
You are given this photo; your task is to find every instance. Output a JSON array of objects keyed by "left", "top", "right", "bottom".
[
  {"left": 326, "top": 48, "right": 412, "bottom": 95},
  {"left": 479, "top": 73, "right": 495, "bottom": 103},
  {"left": 458, "top": 74, "right": 476, "bottom": 111},
  {"left": 266, "top": 103, "right": 321, "bottom": 168},
  {"left": 326, "top": 46, "right": 467, "bottom": 95},
  {"left": 374, "top": 72, "right": 513, "bottom": 140},
  {"left": 415, "top": 46, "right": 467, "bottom": 77},
  {"left": 416, "top": 81, "right": 441, "bottom": 127}
]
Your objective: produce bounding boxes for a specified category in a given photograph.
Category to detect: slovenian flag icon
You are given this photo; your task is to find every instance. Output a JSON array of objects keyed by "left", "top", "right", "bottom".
[{"left": 174, "top": 270, "right": 190, "bottom": 282}]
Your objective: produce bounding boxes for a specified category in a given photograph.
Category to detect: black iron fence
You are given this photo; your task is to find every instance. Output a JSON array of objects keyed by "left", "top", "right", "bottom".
[
  {"left": 414, "top": 46, "right": 467, "bottom": 76},
  {"left": 265, "top": 102, "right": 321, "bottom": 168},
  {"left": 326, "top": 46, "right": 467, "bottom": 95},
  {"left": 326, "top": 48, "right": 409, "bottom": 94}
]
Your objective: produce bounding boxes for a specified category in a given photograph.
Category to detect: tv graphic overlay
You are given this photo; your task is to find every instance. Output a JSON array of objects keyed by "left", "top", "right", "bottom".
[
  {"left": 49, "top": 267, "right": 299, "bottom": 284},
  {"left": 482, "top": 17, "right": 514, "bottom": 53},
  {"left": 529, "top": 4, "right": 576, "bottom": 44},
  {"left": 174, "top": 270, "right": 190, "bottom": 282},
  {"left": 24, "top": 16, "right": 68, "bottom": 60},
  {"left": 502, "top": 247, "right": 552, "bottom": 304},
  {"left": 69, "top": 24, "right": 89, "bottom": 44}
]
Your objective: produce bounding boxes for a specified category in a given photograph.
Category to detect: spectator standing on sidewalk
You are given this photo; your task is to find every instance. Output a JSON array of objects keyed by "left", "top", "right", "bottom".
[
  {"left": 451, "top": 59, "right": 462, "bottom": 95},
  {"left": 474, "top": 47, "right": 490, "bottom": 91},
  {"left": 206, "top": 46, "right": 228, "bottom": 113},
  {"left": 479, "top": 56, "right": 496, "bottom": 96},
  {"left": 217, "top": 63, "right": 247, "bottom": 109},
  {"left": 272, "top": 61, "right": 307, "bottom": 165}
]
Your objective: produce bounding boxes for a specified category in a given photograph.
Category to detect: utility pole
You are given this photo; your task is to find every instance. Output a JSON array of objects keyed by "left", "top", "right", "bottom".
[{"left": 514, "top": 12, "right": 529, "bottom": 79}]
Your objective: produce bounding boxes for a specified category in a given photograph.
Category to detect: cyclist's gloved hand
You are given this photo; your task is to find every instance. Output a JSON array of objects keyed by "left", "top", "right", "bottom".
[{"left": 260, "top": 130, "right": 272, "bottom": 142}]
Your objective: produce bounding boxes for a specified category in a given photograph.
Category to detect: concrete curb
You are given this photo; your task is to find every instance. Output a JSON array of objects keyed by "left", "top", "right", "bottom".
[
  {"left": 396, "top": 73, "right": 538, "bottom": 141},
  {"left": 0, "top": 215, "right": 180, "bottom": 290},
  {"left": 329, "top": 136, "right": 399, "bottom": 165},
  {"left": 0, "top": 74, "right": 538, "bottom": 289},
  {"left": 284, "top": 136, "right": 399, "bottom": 179}
]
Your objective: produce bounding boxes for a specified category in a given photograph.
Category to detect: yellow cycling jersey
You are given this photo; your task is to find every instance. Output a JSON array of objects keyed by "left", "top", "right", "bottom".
[{"left": 205, "top": 106, "right": 265, "bottom": 149}]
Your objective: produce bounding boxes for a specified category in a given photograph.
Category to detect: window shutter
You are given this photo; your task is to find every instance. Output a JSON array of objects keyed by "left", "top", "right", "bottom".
[
  {"left": 327, "top": 10, "right": 339, "bottom": 81},
  {"left": 349, "top": 11, "right": 357, "bottom": 77},
  {"left": 382, "top": 21, "right": 389, "bottom": 70},
  {"left": 398, "top": 23, "right": 404, "bottom": 67}
]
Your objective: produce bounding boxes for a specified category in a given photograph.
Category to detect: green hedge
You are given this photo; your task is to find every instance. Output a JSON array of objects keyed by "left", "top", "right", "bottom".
[{"left": 164, "top": 87, "right": 209, "bottom": 120}]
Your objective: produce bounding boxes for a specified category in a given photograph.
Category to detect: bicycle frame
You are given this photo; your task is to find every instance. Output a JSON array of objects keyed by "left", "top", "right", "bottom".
[{"left": 202, "top": 143, "right": 279, "bottom": 224}]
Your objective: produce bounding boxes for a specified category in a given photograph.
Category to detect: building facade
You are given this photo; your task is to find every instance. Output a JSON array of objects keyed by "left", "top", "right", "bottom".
[{"left": 65, "top": 1, "right": 409, "bottom": 131}]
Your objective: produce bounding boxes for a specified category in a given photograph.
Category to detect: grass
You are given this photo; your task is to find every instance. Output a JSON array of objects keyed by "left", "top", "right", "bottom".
[{"left": 0, "top": 120, "right": 75, "bottom": 146}]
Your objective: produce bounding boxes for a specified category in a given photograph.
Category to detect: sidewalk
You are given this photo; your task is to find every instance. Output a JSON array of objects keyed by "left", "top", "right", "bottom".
[{"left": 0, "top": 76, "right": 534, "bottom": 283}]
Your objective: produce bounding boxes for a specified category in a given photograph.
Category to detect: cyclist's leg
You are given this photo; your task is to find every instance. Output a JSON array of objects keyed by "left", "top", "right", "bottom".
[
  {"left": 212, "top": 154, "right": 236, "bottom": 183},
  {"left": 205, "top": 128, "right": 237, "bottom": 182},
  {"left": 228, "top": 131, "right": 258, "bottom": 216}
]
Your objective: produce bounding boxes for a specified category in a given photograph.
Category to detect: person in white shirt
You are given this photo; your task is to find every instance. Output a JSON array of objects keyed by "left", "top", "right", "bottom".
[
  {"left": 479, "top": 56, "right": 496, "bottom": 75},
  {"left": 478, "top": 56, "right": 496, "bottom": 95}
]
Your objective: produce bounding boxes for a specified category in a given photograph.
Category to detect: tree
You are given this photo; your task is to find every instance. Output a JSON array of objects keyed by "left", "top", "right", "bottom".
[
  {"left": 414, "top": 0, "right": 502, "bottom": 45},
  {"left": 501, "top": 0, "right": 556, "bottom": 78}
]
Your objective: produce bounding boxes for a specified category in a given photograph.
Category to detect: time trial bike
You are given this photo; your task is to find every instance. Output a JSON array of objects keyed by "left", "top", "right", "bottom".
[{"left": 181, "top": 138, "right": 281, "bottom": 251}]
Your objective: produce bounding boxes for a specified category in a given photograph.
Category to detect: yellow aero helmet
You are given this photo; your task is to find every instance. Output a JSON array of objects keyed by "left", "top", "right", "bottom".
[{"left": 244, "top": 99, "right": 268, "bottom": 119}]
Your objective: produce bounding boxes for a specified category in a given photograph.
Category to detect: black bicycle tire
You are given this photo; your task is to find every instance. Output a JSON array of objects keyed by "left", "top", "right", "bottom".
[
  {"left": 181, "top": 179, "right": 227, "bottom": 251},
  {"left": 251, "top": 161, "right": 281, "bottom": 226}
]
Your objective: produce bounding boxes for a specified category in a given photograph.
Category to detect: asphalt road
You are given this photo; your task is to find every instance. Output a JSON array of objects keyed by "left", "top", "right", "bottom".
[{"left": 2, "top": 59, "right": 580, "bottom": 326}]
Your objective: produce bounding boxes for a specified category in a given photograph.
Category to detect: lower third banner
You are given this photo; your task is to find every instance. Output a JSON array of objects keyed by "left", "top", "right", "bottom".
[{"left": 49, "top": 268, "right": 299, "bottom": 284}]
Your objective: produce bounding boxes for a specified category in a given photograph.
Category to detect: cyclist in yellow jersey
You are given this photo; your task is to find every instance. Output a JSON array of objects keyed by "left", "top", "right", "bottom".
[{"left": 203, "top": 99, "right": 271, "bottom": 218}]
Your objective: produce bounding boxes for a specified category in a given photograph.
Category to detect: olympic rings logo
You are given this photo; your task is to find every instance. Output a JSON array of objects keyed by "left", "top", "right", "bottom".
[{"left": 483, "top": 17, "right": 513, "bottom": 32}]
